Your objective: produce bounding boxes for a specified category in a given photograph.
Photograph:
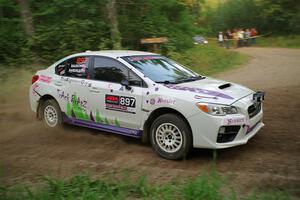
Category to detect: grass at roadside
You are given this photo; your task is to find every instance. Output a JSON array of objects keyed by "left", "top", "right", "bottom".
[
  {"left": 169, "top": 44, "right": 249, "bottom": 76},
  {"left": 0, "top": 170, "right": 291, "bottom": 200},
  {"left": 256, "top": 35, "right": 300, "bottom": 48}
]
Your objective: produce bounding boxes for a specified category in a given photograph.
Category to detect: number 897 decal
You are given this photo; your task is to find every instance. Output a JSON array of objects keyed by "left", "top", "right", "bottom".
[{"left": 105, "top": 95, "right": 136, "bottom": 114}]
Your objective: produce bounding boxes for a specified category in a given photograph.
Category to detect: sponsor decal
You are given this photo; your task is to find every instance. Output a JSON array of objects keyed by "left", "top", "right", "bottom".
[
  {"left": 150, "top": 99, "right": 155, "bottom": 105},
  {"left": 165, "top": 85, "right": 234, "bottom": 100},
  {"left": 76, "top": 57, "right": 86, "bottom": 64},
  {"left": 68, "top": 57, "right": 88, "bottom": 74},
  {"left": 68, "top": 67, "right": 85, "bottom": 73},
  {"left": 61, "top": 76, "right": 70, "bottom": 82},
  {"left": 57, "top": 89, "right": 87, "bottom": 109},
  {"left": 105, "top": 95, "right": 136, "bottom": 114},
  {"left": 156, "top": 97, "right": 175, "bottom": 104},
  {"left": 128, "top": 56, "right": 162, "bottom": 62},
  {"left": 33, "top": 83, "right": 39, "bottom": 90},
  {"left": 39, "top": 75, "right": 52, "bottom": 83},
  {"left": 60, "top": 77, "right": 91, "bottom": 87},
  {"left": 149, "top": 97, "right": 175, "bottom": 105},
  {"left": 225, "top": 117, "right": 245, "bottom": 125},
  {"left": 80, "top": 79, "right": 92, "bottom": 87}
]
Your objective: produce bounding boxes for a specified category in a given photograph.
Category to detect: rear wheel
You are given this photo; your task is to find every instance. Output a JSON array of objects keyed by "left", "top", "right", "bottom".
[
  {"left": 42, "top": 99, "right": 62, "bottom": 128},
  {"left": 150, "top": 114, "right": 192, "bottom": 160}
]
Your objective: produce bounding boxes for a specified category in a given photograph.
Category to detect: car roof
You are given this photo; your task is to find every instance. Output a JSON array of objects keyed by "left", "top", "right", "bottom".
[{"left": 71, "top": 50, "right": 158, "bottom": 59}]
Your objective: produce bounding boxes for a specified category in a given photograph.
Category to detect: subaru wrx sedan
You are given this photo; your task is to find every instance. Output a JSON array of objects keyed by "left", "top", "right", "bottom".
[{"left": 29, "top": 50, "right": 265, "bottom": 159}]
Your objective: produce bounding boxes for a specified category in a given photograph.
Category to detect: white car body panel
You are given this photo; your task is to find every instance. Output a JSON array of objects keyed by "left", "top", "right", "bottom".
[{"left": 29, "top": 50, "right": 264, "bottom": 149}]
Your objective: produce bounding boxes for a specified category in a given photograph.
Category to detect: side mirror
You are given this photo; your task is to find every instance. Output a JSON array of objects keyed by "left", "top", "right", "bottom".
[{"left": 121, "top": 79, "right": 132, "bottom": 90}]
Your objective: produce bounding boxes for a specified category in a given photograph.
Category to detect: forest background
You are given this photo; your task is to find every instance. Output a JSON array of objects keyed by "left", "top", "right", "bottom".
[{"left": 1, "top": 0, "right": 299, "bottom": 65}]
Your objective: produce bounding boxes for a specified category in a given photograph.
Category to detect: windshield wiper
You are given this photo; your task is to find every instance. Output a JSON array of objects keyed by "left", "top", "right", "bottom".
[
  {"left": 155, "top": 80, "right": 179, "bottom": 84},
  {"left": 155, "top": 76, "right": 205, "bottom": 84},
  {"left": 178, "top": 76, "right": 206, "bottom": 83}
]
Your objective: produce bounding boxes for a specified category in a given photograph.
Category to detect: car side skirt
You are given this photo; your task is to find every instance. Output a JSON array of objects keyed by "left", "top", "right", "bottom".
[{"left": 62, "top": 114, "right": 143, "bottom": 138}]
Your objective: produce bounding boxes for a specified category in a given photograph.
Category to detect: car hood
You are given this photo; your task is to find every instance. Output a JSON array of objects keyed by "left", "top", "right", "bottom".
[{"left": 163, "top": 77, "right": 254, "bottom": 105}]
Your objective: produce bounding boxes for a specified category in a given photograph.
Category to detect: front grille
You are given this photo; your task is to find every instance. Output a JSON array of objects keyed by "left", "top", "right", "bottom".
[
  {"left": 217, "top": 126, "right": 240, "bottom": 143},
  {"left": 248, "top": 103, "right": 261, "bottom": 118}
]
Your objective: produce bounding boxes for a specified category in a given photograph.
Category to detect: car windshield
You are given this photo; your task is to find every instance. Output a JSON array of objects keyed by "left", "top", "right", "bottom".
[{"left": 122, "top": 55, "right": 203, "bottom": 83}]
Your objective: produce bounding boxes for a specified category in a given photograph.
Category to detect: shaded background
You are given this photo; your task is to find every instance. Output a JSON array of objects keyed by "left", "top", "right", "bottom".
[{"left": 1, "top": 0, "right": 299, "bottom": 65}]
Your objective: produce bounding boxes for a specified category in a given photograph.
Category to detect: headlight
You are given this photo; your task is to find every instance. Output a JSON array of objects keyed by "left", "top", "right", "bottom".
[{"left": 197, "top": 103, "right": 238, "bottom": 116}]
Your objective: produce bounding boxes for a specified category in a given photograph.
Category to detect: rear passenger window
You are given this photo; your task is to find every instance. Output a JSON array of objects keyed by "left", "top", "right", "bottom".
[{"left": 55, "top": 56, "right": 90, "bottom": 78}]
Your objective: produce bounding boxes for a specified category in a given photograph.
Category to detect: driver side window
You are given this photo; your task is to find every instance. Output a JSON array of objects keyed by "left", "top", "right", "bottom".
[
  {"left": 92, "top": 57, "right": 143, "bottom": 87},
  {"left": 92, "top": 57, "right": 128, "bottom": 83}
]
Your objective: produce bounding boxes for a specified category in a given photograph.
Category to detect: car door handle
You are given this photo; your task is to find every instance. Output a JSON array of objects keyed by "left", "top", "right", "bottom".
[
  {"left": 89, "top": 87, "right": 100, "bottom": 93},
  {"left": 54, "top": 81, "right": 62, "bottom": 86}
]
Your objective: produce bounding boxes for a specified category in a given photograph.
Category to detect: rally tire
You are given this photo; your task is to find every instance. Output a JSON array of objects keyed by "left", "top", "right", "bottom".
[
  {"left": 42, "top": 99, "right": 63, "bottom": 128},
  {"left": 150, "top": 114, "right": 192, "bottom": 160}
]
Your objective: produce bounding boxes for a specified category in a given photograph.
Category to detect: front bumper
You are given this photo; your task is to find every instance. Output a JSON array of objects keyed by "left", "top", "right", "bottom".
[{"left": 188, "top": 96, "right": 264, "bottom": 149}]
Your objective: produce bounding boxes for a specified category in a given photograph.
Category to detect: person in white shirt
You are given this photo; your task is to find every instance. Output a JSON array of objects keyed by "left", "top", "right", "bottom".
[
  {"left": 217, "top": 31, "right": 224, "bottom": 47},
  {"left": 237, "top": 29, "right": 244, "bottom": 47}
]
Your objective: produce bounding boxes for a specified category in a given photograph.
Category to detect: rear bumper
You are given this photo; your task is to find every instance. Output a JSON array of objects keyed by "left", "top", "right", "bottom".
[{"left": 29, "top": 85, "right": 40, "bottom": 113}]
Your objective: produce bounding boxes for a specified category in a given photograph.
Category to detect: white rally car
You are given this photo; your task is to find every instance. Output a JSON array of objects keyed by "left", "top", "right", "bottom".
[{"left": 29, "top": 50, "right": 265, "bottom": 160}]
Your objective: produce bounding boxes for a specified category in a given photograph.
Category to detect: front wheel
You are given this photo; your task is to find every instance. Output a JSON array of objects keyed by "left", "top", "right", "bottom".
[
  {"left": 150, "top": 114, "right": 192, "bottom": 160},
  {"left": 42, "top": 99, "right": 63, "bottom": 128}
]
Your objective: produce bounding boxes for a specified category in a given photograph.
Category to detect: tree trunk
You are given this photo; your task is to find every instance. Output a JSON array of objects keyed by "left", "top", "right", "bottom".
[
  {"left": 107, "top": 0, "right": 121, "bottom": 49},
  {"left": 18, "top": 0, "right": 34, "bottom": 37}
]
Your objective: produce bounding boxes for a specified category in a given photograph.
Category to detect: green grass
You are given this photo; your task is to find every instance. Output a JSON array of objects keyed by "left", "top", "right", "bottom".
[
  {"left": 0, "top": 170, "right": 292, "bottom": 200},
  {"left": 256, "top": 35, "right": 300, "bottom": 48},
  {"left": 169, "top": 44, "right": 249, "bottom": 76}
]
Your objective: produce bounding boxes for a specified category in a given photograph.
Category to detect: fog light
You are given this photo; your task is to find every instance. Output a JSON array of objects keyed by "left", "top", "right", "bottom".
[{"left": 219, "top": 127, "right": 226, "bottom": 134}]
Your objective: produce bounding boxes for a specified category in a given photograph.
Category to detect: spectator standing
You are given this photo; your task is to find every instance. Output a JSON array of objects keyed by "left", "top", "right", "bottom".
[
  {"left": 245, "top": 28, "right": 251, "bottom": 46},
  {"left": 217, "top": 31, "right": 224, "bottom": 47},
  {"left": 237, "top": 29, "right": 244, "bottom": 47},
  {"left": 250, "top": 28, "right": 257, "bottom": 44},
  {"left": 224, "top": 29, "right": 232, "bottom": 49},
  {"left": 232, "top": 29, "right": 239, "bottom": 48}
]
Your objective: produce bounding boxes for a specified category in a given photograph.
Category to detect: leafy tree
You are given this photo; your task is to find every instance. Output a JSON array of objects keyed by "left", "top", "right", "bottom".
[
  {"left": 0, "top": 0, "right": 299, "bottom": 65},
  {"left": 201, "top": 0, "right": 300, "bottom": 34}
]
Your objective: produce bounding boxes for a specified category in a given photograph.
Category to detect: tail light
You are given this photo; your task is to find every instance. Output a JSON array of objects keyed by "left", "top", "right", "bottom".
[{"left": 32, "top": 75, "right": 39, "bottom": 84}]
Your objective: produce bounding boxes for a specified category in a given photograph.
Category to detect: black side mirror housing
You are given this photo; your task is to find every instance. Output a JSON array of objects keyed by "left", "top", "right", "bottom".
[{"left": 121, "top": 79, "right": 132, "bottom": 90}]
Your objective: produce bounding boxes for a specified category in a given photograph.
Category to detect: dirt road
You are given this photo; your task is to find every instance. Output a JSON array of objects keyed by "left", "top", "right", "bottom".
[{"left": 0, "top": 47, "right": 299, "bottom": 195}]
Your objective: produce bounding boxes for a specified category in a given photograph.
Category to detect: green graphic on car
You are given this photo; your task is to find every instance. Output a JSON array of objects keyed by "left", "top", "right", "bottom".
[{"left": 66, "top": 94, "right": 121, "bottom": 127}]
